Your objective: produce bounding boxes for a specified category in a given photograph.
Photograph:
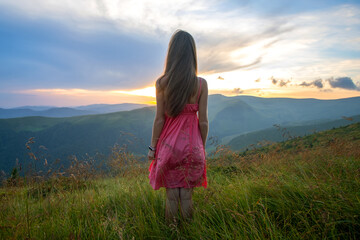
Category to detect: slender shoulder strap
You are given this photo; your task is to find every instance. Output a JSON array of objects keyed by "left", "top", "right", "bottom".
[{"left": 197, "top": 77, "right": 202, "bottom": 103}]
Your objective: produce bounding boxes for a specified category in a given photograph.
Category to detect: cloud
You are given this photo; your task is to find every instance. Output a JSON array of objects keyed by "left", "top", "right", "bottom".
[
  {"left": 198, "top": 32, "right": 288, "bottom": 74},
  {"left": 311, "top": 79, "right": 324, "bottom": 88},
  {"left": 270, "top": 77, "right": 290, "bottom": 87},
  {"left": 0, "top": 0, "right": 359, "bottom": 103},
  {"left": 320, "top": 89, "right": 332, "bottom": 92},
  {"left": 299, "top": 79, "right": 324, "bottom": 88},
  {"left": 327, "top": 77, "right": 359, "bottom": 91},
  {"left": 251, "top": 5, "right": 360, "bottom": 86},
  {"left": 232, "top": 88, "right": 244, "bottom": 94},
  {"left": 298, "top": 77, "right": 360, "bottom": 91},
  {"left": 0, "top": 9, "right": 164, "bottom": 90},
  {"left": 95, "top": 0, "right": 108, "bottom": 16},
  {"left": 271, "top": 77, "right": 277, "bottom": 85},
  {"left": 279, "top": 79, "right": 290, "bottom": 87},
  {"left": 0, "top": 0, "right": 295, "bottom": 91}
]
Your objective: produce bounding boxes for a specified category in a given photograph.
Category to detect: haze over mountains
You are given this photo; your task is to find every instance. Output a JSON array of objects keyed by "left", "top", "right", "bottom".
[
  {"left": 1, "top": 94, "right": 359, "bottom": 173},
  {"left": 208, "top": 95, "right": 360, "bottom": 139},
  {"left": 228, "top": 114, "right": 360, "bottom": 151},
  {"left": 0, "top": 103, "right": 149, "bottom": 118}
]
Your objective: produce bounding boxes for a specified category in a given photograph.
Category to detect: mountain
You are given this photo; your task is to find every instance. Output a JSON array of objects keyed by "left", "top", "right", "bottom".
[
  {"left": 74, "top": 103, "right": 149, "bottom": 113},
  {"left": 228, "top": 115, "right": 360, "bottom": 151},
  {"left": 208, "top": 95, "right": 360, "bottom": 140},
  {"left": 1, "top": 95, "right": 360, "bottom": 174},
  {"left": 0, "top": 103, "right": 150, "bottom": 119},
  {"left": 0, "top": 107, "right": 155, "bottom": 173},
  {"left": 0, "top": 107, "right": 96, "bottom": 119},
  {"left": 12, "top": 106, "right": 55, "bottom": 111}
]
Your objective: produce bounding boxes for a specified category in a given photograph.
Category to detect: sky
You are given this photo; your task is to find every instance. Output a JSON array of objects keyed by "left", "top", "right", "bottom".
[{"left": 0, "top": 0, "right": 360, "bottom": 108}]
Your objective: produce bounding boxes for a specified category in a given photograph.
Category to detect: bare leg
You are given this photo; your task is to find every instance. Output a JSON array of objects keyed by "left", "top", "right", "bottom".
[
  {"left": 180, "top": 188, "right": 193, "bottom": 220},
  {"left": 165, "top": 188, "right": 180, "bottom": 223}
]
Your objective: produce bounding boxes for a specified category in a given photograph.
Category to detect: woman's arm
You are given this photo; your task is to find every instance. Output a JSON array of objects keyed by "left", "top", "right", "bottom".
[
  {"left": 148, "top": 80, "right": 165, "bottom": 160},
  {"left": 198, "top": 79, "right": 209, "bottom": 148}
]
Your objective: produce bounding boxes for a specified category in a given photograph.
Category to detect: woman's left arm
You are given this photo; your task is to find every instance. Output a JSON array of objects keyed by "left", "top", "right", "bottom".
[{"left": 148, "top": 80, "right": 165, "bottom": 160}]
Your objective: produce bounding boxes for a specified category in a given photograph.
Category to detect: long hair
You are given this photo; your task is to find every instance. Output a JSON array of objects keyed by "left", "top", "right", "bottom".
[{"left": 159, "top": 30, "right": 198, "bottom": 117}]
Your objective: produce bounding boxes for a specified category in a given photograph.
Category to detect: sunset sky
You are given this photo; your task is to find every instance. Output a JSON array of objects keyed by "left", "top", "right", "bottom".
[{"left": 0, "top": 0, "right": 360, "bottom": 107}]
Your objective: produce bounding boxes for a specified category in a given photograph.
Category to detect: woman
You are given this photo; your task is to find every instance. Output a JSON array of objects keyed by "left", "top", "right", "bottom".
[{"left": 148, "top": 30, "right": 208, "bottom": 222}]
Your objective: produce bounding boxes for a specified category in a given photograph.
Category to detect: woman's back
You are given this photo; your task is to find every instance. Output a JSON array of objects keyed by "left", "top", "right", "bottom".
[
  {"left": 157, "top": 76, "right": 200, "bottom": 105},
  {"left": 149, "top": 77, "right": 207, "bottom": 190}
]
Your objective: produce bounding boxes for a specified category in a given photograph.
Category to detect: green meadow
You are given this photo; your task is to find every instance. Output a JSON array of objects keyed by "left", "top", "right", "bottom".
[{"left": 1, "top": 123, "right": 359, "bottom": 239}]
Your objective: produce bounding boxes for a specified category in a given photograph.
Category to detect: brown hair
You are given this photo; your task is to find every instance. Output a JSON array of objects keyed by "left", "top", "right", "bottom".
[{"left": 158, "top": 30, "right": 198, "bottom": 117}]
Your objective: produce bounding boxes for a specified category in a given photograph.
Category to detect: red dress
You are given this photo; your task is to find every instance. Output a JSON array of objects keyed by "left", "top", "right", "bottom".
[{"left": 149, "top": 78, "right": 207, "bottom": 190}]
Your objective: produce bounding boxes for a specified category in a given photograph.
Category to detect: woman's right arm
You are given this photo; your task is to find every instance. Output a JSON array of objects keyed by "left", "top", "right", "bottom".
[
  {"left": 148, "top": 80, "right": 165, "bottom": 160},
  {"left": 198, "top": 79, "right": 209, "bottom": 148}
]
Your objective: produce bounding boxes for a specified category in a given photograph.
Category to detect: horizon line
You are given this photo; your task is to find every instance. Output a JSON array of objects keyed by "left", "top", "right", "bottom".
[{"left": 1, "top": 94, "right": 360, "bottom": 109}]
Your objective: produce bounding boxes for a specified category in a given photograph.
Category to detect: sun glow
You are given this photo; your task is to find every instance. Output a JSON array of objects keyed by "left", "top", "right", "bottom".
[
  {"left": 112, "top": 86, "right": 156, "bottom": 98},
  {"left": 21, "top": 87, "right": 157, "bottom": 98},
  {"left": 16, "top": 88, "right": 156, "bottom": 106}
]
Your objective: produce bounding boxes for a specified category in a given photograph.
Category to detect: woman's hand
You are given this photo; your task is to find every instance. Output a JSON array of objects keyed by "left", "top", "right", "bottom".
[{"left": 148, "top": 149, "right": 155, "bottom": 161}]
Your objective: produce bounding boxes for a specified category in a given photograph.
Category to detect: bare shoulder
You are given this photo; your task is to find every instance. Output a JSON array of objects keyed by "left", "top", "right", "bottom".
[{"left": 199, "top": 77, "right": 208, "bottom": 91}]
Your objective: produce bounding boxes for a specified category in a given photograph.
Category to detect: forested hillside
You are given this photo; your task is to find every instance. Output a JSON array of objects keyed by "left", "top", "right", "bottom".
[{"left": 1, "top": 95, "right": 360, "bottom": 173}]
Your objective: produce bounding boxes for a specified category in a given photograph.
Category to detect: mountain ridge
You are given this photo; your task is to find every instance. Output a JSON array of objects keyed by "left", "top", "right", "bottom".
[
  {"left": 228, "top": 114, "right": 360, "bottom": 151},
  {"left": 0, "top": 103, "right": 150, "bottom": 119},
  {"left": 1, "top": 95, "right": 360, "bottom": 173}
]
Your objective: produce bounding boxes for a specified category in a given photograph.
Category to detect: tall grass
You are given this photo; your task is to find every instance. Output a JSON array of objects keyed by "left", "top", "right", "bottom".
[{"left": 0, "top": 123, "right": 359, "bottom": 239}]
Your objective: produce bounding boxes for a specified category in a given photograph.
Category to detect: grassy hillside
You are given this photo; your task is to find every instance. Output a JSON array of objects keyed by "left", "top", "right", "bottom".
[
  {"left": 0, "top": 122, "right": 359, "bottom": 239},
  {"left": 228, "top": 115, "right": 360, "bottom": 151}
]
